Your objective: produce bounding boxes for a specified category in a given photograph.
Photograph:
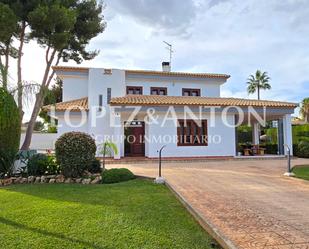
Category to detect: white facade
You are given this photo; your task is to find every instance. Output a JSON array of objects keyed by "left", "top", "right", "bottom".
[
  {"left": 143, "top": 113, "right": 236, "bottom": 158},
  {"left": 53, "top": 66, "right": 295, "bottom": 158}
]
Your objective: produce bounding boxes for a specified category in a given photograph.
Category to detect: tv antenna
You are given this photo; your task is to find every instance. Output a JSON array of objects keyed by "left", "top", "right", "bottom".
[{"left": 163, "top": 41, "right": 174, "bottom": 65}]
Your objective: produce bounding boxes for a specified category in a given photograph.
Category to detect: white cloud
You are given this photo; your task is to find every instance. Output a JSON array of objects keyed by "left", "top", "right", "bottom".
[{"left": 7, "top": 0, "right": 309, "bottom": 120}]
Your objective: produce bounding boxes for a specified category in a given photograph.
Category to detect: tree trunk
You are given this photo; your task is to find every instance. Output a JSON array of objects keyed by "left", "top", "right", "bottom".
[
  {"left": 3, "top": 44, "right": 10, "bottom": 89},
  {"left": 17, "top": 21, "right": 26, "bottom": 122},
  {"left": 257, "top": 84, "right": 260, "bottom": 100},
  {"left": 0, "top": 43, "right": 10, "bottom": 89},
  {"left": 0, "top": 57, "right": 5, "bottom": 88},
  {"left": 21, "top": 49, "right": 57, "bottom": 150},
  {"left": 102, "top": 143, "right": 106, "bottom": 171},
  {"left": 4, "top": 49, "right": 9, "bottom": 89}
]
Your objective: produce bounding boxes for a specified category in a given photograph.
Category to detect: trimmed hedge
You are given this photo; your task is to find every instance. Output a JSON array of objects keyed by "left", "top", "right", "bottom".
[
  {"left": 55, "top": 132, "right": 96, "bottom": 178},
  {"left": 297, "top": 141, "right": 309, "bottom": 158},
  {"left": 0, "top": 88, "right": 21, "bottom": 177},
  {"left": 293, "top": 124, "right": 309, "bottom": 144},
  {"left": 101, "top": 168, "right": 135, "bottom": 184}
]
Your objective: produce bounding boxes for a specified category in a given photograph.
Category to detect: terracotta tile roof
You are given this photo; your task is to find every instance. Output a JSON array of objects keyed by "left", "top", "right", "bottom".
[
  {"left": 52, "top": 66, "right": 89, "bottom": 73},
  {"left": 125, "top": 70, "right": 230, "bottom": 79},
  {"left": 110, "top": 95, "right": 297, "bottom": 108},
  {"left": 52, "top": 66, "right": 230, "bottom": 79},
  {"left": 42, "top": 95, "right": 297, "bottom": 112},
  {"left": 42, "top": 97, "right": 88, "bottom": 112}
]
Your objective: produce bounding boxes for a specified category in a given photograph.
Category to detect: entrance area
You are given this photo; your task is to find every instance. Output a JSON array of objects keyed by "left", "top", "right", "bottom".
[
  {"left": 235, "top": 114, "right": 291, "bottom": 157},
  {"left": 124, "top": 121, "right": 145, "bottom": 157}
]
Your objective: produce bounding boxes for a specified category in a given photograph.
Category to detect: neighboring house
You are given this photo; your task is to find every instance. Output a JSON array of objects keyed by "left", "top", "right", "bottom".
[{"left": 44, "top": 63, "right": 297, "bottom": 158}]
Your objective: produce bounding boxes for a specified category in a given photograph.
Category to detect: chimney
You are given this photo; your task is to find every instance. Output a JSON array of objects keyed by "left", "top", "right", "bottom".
[{"left": 162, "top": 61, "right": 171, "bottom": 72}]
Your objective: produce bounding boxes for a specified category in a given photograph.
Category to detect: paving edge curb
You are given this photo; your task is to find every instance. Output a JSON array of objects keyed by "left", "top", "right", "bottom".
[{"left": 165, "top": 181, "right": 238, "bottom": 249}]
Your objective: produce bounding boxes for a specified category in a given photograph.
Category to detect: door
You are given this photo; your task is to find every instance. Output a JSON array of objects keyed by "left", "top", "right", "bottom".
[{"left": 124, "top": 121, "right": 145, "bottom": 157}]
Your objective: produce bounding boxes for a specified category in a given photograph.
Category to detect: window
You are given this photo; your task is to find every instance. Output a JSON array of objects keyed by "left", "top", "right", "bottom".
[
  {"left": 182, "top": 88, "right": 201, "bottom": 96},
  {"left": 98, "top": 94, "right": 103, "bottom": 111},
  {"left": 150, "top": 87, "right": 167, "bottom": 95},
  {"left": 177, "top": 120, "right": 208, "bottom": 146},
  {"left": 127, "top": 86, "right": 143, "bottom": 95},
  {"left": 107, "top": 88, "right": 111, "bottom": 104},
  {"left": 99, "top": 94, "right": 103, "bottom": 107}
]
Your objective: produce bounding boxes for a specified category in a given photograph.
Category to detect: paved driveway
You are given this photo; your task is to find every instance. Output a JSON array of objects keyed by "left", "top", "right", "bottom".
[{"left": 108, "top": 158, "right": 309, "bottom": 249}]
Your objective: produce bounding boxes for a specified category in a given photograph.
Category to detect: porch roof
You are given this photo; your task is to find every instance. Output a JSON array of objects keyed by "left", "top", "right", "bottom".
[
  {"left": 109, "top": 95, "right": 297, "bottom": 108},
  {"left": 43, "top": 95, "right": 297, "bottom": 112},
  {"left": 42, "top": 97, "right": 88, "bottom": 112}
]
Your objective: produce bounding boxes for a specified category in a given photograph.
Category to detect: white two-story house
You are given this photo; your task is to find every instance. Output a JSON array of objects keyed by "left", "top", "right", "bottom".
[{"left": 44, "top": 63, "right": 297, "bottom": 159}]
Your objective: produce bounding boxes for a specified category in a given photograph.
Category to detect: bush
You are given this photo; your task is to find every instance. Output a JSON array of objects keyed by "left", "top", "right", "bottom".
[
  {"left": 296, "top": 141, "right": 309, "bottom": 158},
  {"left": 88, "top": 158, "right": 102, "bottom": 174},
  {"left": 0, "top": 88, "right": 21, "bottom": 177},
  {"left": 27, "top": 153, "right": 60, "bottom": 176},
  {"left": 47, "top": 125, "right": 57, "bottom": 133},
  {"left": 101, "top": 168, "right": 135, "bottom": 184},
  {"left": 55, "top": 132, "right": 96, "bottom": 177},
  {"left": 293, "top": 124, "right": 309, "bottom": 144}
]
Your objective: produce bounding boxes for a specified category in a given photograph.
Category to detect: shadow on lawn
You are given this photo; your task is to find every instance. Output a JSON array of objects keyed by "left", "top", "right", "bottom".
[
  {"left": 2, "top": 180, "right": 160, "bottom": 207},
  {"left": 0, "top": 217, "right": 111, "bottom": 249}
]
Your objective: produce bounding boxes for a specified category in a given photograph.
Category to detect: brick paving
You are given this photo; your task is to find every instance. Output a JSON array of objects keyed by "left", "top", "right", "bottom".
[{"left": 108, "top": 158, "right": 309, "bottom": 249}]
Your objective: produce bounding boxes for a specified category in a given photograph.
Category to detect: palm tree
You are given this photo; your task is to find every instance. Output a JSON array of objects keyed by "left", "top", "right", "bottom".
[
  {"left": 300, "top": 98, "right": 309, "bottom": 123},
  {"left": 99, "top": 141, "right": 118, "bottom": 170},
  {"left": 247, "top": 70, "right": 271, "bottom": 100}
]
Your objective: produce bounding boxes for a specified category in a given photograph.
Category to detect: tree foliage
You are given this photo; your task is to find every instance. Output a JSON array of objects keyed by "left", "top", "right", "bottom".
[
  {"left": 0, "top": 88, "right": 20, "bottom": 177},
  {"left": 0, "top": 2, "right": 18, "bottom": 88},
  {"left": 39, "top": 78, "right": 62, "bottom": 125},
  {"left": 247, "top": 70, "right": 271, "bottom": 100},
  {"left": 300, "top": 98, "right": 309, "bottom": 123},
  {"left": 0, "top": 3, "right": 17, "bottom": 43},
  {"left": 21, "top": 0, "right": 105, "bottom": 149},
  {"left": 0, "top": 0, "right": 43, "bottom": 116},
  {"left": 99, "top": 141, "right": 118, "bottom": 170},
  {"left": 28, "top": 3, "right": 77, "bottom": 50}
]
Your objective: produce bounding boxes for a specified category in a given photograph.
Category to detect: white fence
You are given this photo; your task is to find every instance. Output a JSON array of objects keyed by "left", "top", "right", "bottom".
[{"left": 20, "top": 133, "right": 58, "bottom": 151}]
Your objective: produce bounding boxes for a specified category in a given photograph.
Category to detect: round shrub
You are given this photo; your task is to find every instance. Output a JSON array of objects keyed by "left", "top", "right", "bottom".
[
  {"left": 101, "top": 168, "right": 135, "bottom": 184},
  {"left": 55, "top": 132, "right": 96, "bottom": 177},
  {"left": 27, "top": 154, "right": 60, "bottom": 176},
  {"left": 88, "top": 158, "right": 102, "bottom": 174},
  {"left": 0, "top": 88, "right": 21, "bottom": 177},
  {"left": 297, "top": 141, "right": 309, "bottom": 158}
]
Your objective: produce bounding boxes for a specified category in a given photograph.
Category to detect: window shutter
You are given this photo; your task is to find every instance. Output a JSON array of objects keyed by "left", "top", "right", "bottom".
[{"left": 107, "top": 88, "right": 111, "bottom": 104}]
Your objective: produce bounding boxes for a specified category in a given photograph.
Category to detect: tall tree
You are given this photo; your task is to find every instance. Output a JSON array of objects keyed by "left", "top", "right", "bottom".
[
  {"left": 21, "top": 0, "right": 105, "bottom": 149},
  {"left": 1, "top": 0, "right": 41, "bottom": 119},
  {"left": 247, "top": 70, "right": 271, "bottom": 100},
  {"left": 300, "top": 98, "right": 309, "bottom": 123},
  {"left": 0, "top": 2, "right": 18, "bottom": 89}
]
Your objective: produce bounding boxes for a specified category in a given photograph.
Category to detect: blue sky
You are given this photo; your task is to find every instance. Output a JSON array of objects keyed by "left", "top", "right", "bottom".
[{"left": 19, "top": 0, "right": 309, "bottom": 120}]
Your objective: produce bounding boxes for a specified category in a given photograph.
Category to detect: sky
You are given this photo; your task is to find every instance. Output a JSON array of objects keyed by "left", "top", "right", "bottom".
[{"left": 10, "top": 0, "right": 309, "bottom": 121}]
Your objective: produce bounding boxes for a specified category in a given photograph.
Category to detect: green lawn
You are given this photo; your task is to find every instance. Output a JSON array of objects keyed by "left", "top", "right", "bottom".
[
  {"left": 0, "top": 179, "right": 216, "bottom": 249},
  {"left": 292, "top": 165, "right": 309, "bottom": 181}
]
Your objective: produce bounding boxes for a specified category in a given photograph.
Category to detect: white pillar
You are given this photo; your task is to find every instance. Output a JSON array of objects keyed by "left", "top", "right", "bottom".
[
  {"left": 282, "top": 114, "right": 293, "bottom": 156},
  {"left": 113, "top": 112, "right": 122, "bottom": 159},
  {"left": 252, "top": 123, "right": 260, "bottom": 145}
]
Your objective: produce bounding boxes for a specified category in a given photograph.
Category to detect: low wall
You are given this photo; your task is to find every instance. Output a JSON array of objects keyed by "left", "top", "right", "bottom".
[{"left": 20, "top": 133, "right": 58, "bottom": 151}]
